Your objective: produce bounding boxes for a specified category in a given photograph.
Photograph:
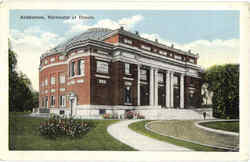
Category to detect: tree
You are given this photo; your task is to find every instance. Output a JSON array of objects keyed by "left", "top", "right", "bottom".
[
  {"left": 202, "top": 64, "right": 239, "bottom": 119},
  {"left": 9, "top": 41, "right": 39, "bottom": 112}
]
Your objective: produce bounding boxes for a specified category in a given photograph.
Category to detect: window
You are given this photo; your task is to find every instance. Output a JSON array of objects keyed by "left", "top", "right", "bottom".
[
  {"left": 59, "top": 55, "right": 65, "bottom": 60},
  {"left": 71, "top": 61, "right": 75, "bottom": 77},
  {"left": 158, "top": 73, "right": 164, "bottom": 83},
  {"left": 124, "top": 38, "right": 132, "bottom": 45},
  {"left": 159, "top": 50, "right": 167, "bottom": 55},
  {"left": 50, "top": 57, "right": 55, "bottom": 62},
  {"left": 50, "top": 96, "right": 55, "bottom": 106},
  {"left": 173, "top": 75, "right": 180, "bottom": 86},
  {"left": 51, "top": 76, "right": 56, "bottom": 85},
  {"left": 41, "top": 81, "right": 44, "bottom": 87},
  {"left": 45, "top": 78, "right": 48, "bottom": 86},
  {"left": 189, "top": 58, "right": 195, "bottom": 64},
  {"left": 96, "top": 61, "right": 109, "bottom": 73},
  {"left": 78, "top": 60, "right": 85, "bottom": 75},
  {"left": 141, "top": 44, "right": 151, "bottom": 51},
  {"left": 140, "top": 69, "right": 147, "bottom": 80},
  {"left": 45, "top": 96, "right": 48, "bottom": 108},
  {"left": 98, "top": 79, "right": 107, "bottom": 84},
  {"left": 174, "top": 55, "right": 182, "bottom": 60},
  {"left": 59, "top": 74, "right": 65, "bottom": 84},
  {"left": 125, "top": 63, "right": 130, "bottom": 75},
  {"left": 59, "top": 95, "right": 66, "bottom": 107},
  {"left": 124, "top": 86, "right": 132, "bottom": 104},
  {"left": 44, "top": 59, "right": 48, "bottom": 65},
  {"left": 99, "top": 109, "right": 106, "bottom": 115}
]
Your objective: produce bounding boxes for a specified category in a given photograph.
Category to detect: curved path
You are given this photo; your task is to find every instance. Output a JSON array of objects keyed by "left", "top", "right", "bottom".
[{"left": 107, "top": 120, "right": 191, "bottom": 151}]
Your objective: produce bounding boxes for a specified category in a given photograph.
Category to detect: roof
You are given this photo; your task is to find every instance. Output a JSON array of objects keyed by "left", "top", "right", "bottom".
[
  {"left": 41, "top": 27, "right": 198, "bottom": 58},
  {"left": 45, "top": 28, "right": 114, "bottom": 54}
]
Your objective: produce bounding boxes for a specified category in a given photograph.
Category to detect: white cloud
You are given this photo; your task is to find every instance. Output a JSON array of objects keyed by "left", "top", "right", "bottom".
[
  {"left": 65, "top": 15, "right": 143, "bottom": 33},
  {"left": 9, "top": 27, "right": 65, "bottom": 91},
  {"left": 141, "top": 33, "right": 239, "bottom": 69}
]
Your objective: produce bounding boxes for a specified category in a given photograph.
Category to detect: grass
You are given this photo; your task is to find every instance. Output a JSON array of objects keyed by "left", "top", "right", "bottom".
[
  {"left": 9, "top": 112, "right": 135, "bottom": 150},
  {"left": 128, "top": 120, "right": 229, "bottom": 151},
  {"left": 200, "top": 121, "right": 239, "bottom": 133}
]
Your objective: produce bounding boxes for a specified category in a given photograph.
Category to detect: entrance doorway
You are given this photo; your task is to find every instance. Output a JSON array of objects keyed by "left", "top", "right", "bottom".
[{"left": 140, "top": 84, "right": 149, "bottom": 105}]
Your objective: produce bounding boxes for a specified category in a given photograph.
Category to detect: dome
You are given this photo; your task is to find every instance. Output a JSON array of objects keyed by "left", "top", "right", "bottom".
[{"left": 51, "top": 28, "right": 114, "bottom": 53}]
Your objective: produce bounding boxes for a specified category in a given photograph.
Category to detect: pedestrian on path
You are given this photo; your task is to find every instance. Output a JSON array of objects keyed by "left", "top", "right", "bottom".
[{"left": 203, "top": 111, "right": 206, "bottom": 120}]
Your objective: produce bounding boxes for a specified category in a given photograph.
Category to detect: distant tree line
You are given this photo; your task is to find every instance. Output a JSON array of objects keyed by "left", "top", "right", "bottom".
[
  {"left": 9, "top": 41, "right": 38, "bottom": 112},
  {"left": 202, "top": 64, "right": 239, "bottom": 119}
]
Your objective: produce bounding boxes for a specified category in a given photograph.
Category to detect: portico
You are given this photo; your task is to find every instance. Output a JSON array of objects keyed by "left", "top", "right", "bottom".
[{"left": 137, "top": 64, "right": 185, "bottom": 108}]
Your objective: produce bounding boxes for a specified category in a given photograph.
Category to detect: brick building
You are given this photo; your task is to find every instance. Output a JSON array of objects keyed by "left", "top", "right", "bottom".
[{"left": 39, "top": 27, "right": 203, "bottom": 117}]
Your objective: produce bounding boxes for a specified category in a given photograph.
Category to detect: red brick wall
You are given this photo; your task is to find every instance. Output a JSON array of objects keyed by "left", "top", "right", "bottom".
[
  {"left": 104, "top": 34, "right": 119, "bottom": 44},
  {"left": 39, "top": 54, "right": 91, "bottom": 109}
]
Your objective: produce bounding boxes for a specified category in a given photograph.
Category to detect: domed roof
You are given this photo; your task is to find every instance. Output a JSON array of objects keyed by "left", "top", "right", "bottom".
[{"left": 48, "top": 28, "right": 114, "bottom": 53}]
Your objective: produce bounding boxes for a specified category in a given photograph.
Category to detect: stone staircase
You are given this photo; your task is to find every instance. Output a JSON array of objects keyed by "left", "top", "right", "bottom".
[{"left": 136, "top": 108, "right": 214, "bottom": 120}]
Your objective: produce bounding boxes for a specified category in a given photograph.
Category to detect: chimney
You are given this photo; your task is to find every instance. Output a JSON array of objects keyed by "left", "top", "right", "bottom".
[
  {"left": 188, "top": 49, "right": 191, "bottom": 53},
  {"left": 135, "top": 31, "right": 139, "bottom": 36},
  {"left": 171, "top": 44, "right": 174, "bottom": 48},
  {"left": 155, "top": 38, "right": 158, "bottom": 43},
  {"left": 120, "top": 26, "right": 124, "bottom": 30}
]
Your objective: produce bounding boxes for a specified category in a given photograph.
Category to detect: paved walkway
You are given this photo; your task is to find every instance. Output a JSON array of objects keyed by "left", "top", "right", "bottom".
[{"left": 107, "top": 120, "right": 191, "bottom": 151}]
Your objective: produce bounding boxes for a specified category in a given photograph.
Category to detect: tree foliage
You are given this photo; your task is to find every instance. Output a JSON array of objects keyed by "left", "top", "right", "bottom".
[
  {"left": 9, "top": 43, "right": 39, "bottom": 112},
  {"left": 202, "top": 64, "right": 239, "bottom": 119}
]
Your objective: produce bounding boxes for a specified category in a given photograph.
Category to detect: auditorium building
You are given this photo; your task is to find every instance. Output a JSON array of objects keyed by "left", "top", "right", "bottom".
[{"left": 38, "top": 27, "right": 203, "bottom": 117}]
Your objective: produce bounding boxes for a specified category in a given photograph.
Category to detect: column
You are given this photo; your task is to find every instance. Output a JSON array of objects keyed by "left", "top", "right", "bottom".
[
  {"left": 165, "top": 71, "right": 170, "bottom": 107},
  {"left": 180, "top": 73, "right": 185, "bottom": 108},
  {"left": 150, "top": 68, "right": 154, "bottom": 106},
  {"left": 154, "top": 68, "right": 158, "bottom": 106},
  {"left": 137, "top": 64, "right": 141, "bottom": 106},
  {"left": 170, "top": 72, "right": 174, "bottom": 107}
]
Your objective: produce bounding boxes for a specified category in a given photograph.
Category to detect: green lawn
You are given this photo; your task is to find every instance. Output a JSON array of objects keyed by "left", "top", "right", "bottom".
[
  {"left": 9, "top": 112, "right": 135, "bottom": 150},
  {"left": 200, "top": 121, "right": 239, "bottom": 133},
  {"left": 128, "top": 120, "right": 230, "bottom": 151}
]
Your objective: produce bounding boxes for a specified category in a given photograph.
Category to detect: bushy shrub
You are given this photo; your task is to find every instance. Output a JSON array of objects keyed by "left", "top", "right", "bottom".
[
  {"left": 103, "top": 113, "right": 119, "bottom": 119},
  {"left": 39, "top": 115, "right": 91, "bottom": 139},
  {"left": 125, "top": 111, "right": 134, "bottom": 119}
]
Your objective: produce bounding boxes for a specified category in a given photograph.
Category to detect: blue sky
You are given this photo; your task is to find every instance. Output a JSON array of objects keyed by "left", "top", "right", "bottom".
[
  {"left": 10, "top": 10, "right": 239, "bottom": 43},
  {"left": 9, "top": 10, "right": 240, "bottom": 91}
]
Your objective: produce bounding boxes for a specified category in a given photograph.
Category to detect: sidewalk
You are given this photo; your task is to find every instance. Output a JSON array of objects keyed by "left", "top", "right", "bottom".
[{"left": 107, "top": 120, "right": 191, "bottom": 151}]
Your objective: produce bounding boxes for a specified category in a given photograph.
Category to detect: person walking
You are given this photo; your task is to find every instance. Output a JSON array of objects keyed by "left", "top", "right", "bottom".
[{"left": 203, "top": 111, "right": 206, "bottom": 120}]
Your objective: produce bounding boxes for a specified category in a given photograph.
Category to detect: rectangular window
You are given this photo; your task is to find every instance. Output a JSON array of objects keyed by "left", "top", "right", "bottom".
[
  {"left": 174, "top": 75, "right": 180, "bottom": 86},
  {"left": 189, "top": 58, "right": 195, "bottom": 63},
  {"left": 45, "top": 96, "right": 48, "bottom": 108},
  {"left": 51, "top": 76, "right": 56, "bottom": 85},
  {"left": 59, "top": 74, "right": 65, "bottom": 84},
  {"left": 99, "top": 109, "right": 106, "bottom": 115},
  {"left": 78, "top": 60, "right": 85, "bottom": 75},
  {"left": 50, "top": 57, "right": 55, "bottom": 62},
  {"left": 50, "top": 96, "right": 55, "bottom": 106},
  {"left": 96, "top": 61, "right": 109, "bottom": 74},
  {"left": 140, "top": 69, "right": 147, "bottom": 80},
  {"left": 59, "top": 95, "right": 66, "bottom": 107},
  {"left": 44, "top": 59, "right": 48, "bottom": 65},
  {"left": 158, "top": 73, "right": 164, "bottom": 83},
  {"left": 71, "top": 61, "right": 75, "bottom": 76},
  {"left": 174, "top": 55, "right": 182, "bottom": 60},
  {"left": 125, "top": 63, "right": 130, "bottom": 75},
  {"left": 45, "top": 78, "right": 48, "bottom": 86},
  {"left": 141, "top": 44, "right": 151, "bottom": 51},
  {"left": 59, "top": 55, "right": 65, "bottom": 60},
  {"left": 124, "top": 38, "right": 133, "bottom": 45},
  {"left": 98, "top": 79, "right": 107, "bottom": 84},
  {"left": 159, "top": 50, "right": 167, "bottom": 55}
]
